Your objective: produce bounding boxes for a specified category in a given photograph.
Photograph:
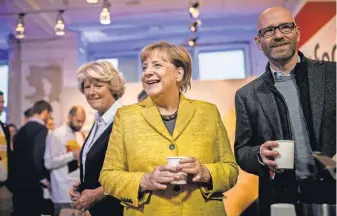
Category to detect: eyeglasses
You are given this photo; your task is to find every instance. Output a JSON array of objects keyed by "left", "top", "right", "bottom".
[{"left": 258, "top": 22, "right": 296, "bottom": 38}]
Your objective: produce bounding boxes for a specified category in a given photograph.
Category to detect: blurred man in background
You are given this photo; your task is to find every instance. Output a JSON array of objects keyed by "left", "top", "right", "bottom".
[
  {"left": 7, "top": 124, "right": 17, "bottom": 152},
  {"left": 10, "top": 100, "right": 53, "bottom": 216},
  {"left": 23, "top": 108, "right": 32, "bottom": 124},
  {"left": 45, "top": 106, "right": 86, "bottom": 216}
]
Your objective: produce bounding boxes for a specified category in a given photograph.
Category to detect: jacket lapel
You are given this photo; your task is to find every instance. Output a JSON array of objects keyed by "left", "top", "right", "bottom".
[
  {"left": 140, "top": 98, "right": 173, "bottom": 142},
  {"left": 80, "top": 122, "right": 113, "bottom": 182},
  {"left": 307, "top": 60, "right": 325, "bottom": 144},
  {"left": 172, "top": 95, "right": 196, "bottom": 140},
  {"left": 80, "top": 123, "right": 94, "bottom": 182},
  {"left": 256, "top": 73, "right": 283, "bottom": 138},
  {"left": 86, "top": 122, "right": 113, "bottom": 157}
]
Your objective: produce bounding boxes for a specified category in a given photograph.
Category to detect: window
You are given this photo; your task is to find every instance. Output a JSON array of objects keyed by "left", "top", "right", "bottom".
[
  {"left": 0, "top": 65, "right": 8, "bottom": 122},
  {"left": 198, "top": 50, "right": 246, "bottom": 80},
  {"left": 95, "top": 56, "right": 139, "bottom": 82}
]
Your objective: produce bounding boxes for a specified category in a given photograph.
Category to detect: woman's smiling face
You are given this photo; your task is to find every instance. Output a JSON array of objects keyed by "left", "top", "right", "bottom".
[{"left": 141, "top": 51, "right": 183, "bottom": 99}]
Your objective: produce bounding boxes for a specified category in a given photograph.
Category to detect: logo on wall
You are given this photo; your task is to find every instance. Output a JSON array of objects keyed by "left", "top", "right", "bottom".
[
  {"left": 296, "top": 2, "right": 336, "bottom": 62},
  {"left": 314, "top": 43, "right": 336, "bottom": 62}
]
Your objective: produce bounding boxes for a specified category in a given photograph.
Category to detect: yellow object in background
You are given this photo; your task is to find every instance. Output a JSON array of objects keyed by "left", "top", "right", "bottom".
[
  {"left": 0, "top": 133, "right": 8, "bottom": 172},
  {"left": 222, "top": 108, "right": 259, "bottom": 216},
  {"left": 66, "top": 140, "right": 81, "bottom": 153}
]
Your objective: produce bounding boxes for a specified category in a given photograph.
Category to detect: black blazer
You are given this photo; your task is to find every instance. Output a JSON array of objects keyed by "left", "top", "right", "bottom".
[
  {"left": 9, "top": 121, "right": 49, "bottom": 192},
  {"left": 80, "top": 122, "right": 123, "bottom": 216},
  {"left": 0, "top": 121, "right": 11, "bottom": 186},
  {"left": 234, "top": 54, "right": 336, "bottom": 215}
]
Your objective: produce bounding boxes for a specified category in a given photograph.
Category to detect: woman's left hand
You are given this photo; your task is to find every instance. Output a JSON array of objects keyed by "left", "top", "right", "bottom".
[
  {"left": 177, "top": 157, "right": 211, "bottom": 183},
  {"left": 73, "top": 189, "right": 97, "bottom": 211}
]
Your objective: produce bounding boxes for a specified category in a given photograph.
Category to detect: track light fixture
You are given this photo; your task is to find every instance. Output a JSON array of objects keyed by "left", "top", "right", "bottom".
[
  {"left": 190, "top": 20, "right": 201, "bottom": 32},
  {"left": 188, "top": 37, "right": 197, "bottom": 47},
  {"left": 100, "top": 0, "right": 111, "bottom": 25},
  {"left": 55, "top": 10, "right": 65, "bottom": 36},
  {"left": 188, "top": 1, "right": 200, "bottom": 18},
  {"left": 86, "top": 0, "right": 98, "bottom": 3},
  {"left": 15, "top": 13, "right": 25, "bottom": 39},
  {"left": 11, "top": 1, "right": 114, "bottom": 37}
]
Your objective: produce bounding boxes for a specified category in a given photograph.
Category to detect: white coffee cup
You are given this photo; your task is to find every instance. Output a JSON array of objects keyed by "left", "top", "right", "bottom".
[
  {"left": 167, "top": 156, "right": 188, "bottom": 185},
  {"left": 273, "top": 140, "right": 295, "bottom": 169},
  {"left": 271, "top": 203, "right": 296, "bottom": 216}
]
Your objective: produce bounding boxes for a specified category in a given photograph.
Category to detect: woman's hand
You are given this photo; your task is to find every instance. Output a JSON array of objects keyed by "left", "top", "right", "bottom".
[
  {"left": 73, "top": 187, "right": 105, "bottom": 211},
  {"left": 69, "top": 181, "right": 81, "bottom": 202},
  {"left": 73, "top": 189, "right": 96, "bottom": 211},
  {"left": 177, "top": 157, "right": 211, "bottom": 183},
  {"left": 140, "top": 165, "right": 182, "bottom": 192}
]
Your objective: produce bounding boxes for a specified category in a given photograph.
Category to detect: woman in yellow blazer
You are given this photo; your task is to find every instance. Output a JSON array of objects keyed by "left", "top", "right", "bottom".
[{"left": 99, "top": 42, "right": 238, "bottom": 216}]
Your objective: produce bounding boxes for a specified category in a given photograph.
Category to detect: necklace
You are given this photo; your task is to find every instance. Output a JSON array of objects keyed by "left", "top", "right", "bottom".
[{"left": 161, "top": 111, "right": 178, "bottom": 121}]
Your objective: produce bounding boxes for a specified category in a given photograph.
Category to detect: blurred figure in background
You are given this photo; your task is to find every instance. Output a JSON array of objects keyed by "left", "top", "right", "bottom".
[
  {"left": 0, "top": 91, "right": 12, "bottom": 216},
  {"left": 99, "top": 42, "right": 238, "bottom": 216},
  {"left": 45, "top": 106, "right": 86, "bottom": 216},
  {"left": 23, "top": 108, "right": 32, "bottom": 124},
  {"left": 69, "top": 61, "right": 125, "bottom": 216},
  {"left": 137, "top": 90, "right": 148, "bottom": 102},
  {"left": 7, "top": 124, "right": 17, "bottom": 139},
  {"left": 46, "top": 117, "right": 55, "bottom": 133},
  {"left": 7, "top": 124, "right": 17, "bottom": 151},
  {"left": 10, "top": 100, "right": 53, "bottom": 216}
]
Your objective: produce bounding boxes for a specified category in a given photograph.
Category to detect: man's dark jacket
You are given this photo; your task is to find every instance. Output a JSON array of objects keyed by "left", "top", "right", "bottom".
[
  {"left": 8, "top": 121, "right": 49, "bottom": 191},
  {"left": 234, "top": 52, "right": 336, "bottom": 215}
]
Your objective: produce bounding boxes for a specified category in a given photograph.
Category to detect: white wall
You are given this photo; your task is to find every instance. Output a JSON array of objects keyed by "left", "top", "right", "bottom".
[
  {"left": 8, "top": 33, "right": 81, "bottom": 127},
  {"left": 118, "top": 56, "right": 140, "bottom": 82}
]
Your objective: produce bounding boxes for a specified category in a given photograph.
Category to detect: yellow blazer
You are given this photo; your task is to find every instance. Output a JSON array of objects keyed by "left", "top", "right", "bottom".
[{"left": 99, "top": 95, "right": 238, "bottom": 216}]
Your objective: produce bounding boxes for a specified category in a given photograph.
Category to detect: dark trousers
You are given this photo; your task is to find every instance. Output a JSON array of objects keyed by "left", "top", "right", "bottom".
[
  {"left": 12, "top": 188, "right": 43, "bottom": 216},
  {"left": 89, "top": 196, "right": 123, "bottom": 216}
]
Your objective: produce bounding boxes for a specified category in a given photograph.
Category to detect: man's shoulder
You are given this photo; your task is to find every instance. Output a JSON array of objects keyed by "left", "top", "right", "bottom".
[
  {"left": 25, "top": 121, "right": 48, "bottom": 135},
  {"left": 51, "top": 125, "right": 68, "bottom": 137},
  {"left": 236, "top": 74, "right": 267, "bottom": 96},
  {"left": 306, "top": 57, "right": 336, "bottom": 69}
]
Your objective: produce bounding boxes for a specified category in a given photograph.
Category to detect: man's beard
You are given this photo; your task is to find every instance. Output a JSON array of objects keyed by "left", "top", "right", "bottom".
[
  {"left": 263, "top": 40, "right": 297, "bottom": 62},
  {"left": 269, "top": 47, "right": 296, "bottom": 62},
  {"left": 69, "top": 122, "right": 81, "bottom": 132}
]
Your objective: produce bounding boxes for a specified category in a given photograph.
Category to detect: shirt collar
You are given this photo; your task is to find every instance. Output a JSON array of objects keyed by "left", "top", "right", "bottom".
[
  {"left": 29, "top": 117, "right": 45, "bottom": 126},
  {"left": 95, "top": 100, "right": 122, "bottom": 125},
  {"left": 270, "top": 55, "right": 301, "bottom": 79},
  {"left": 64, "top": 123, "right": 74, "bottom": 134}
]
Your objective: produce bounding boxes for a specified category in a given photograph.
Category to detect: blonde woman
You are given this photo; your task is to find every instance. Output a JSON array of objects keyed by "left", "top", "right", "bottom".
[
  {"left": 69, "top": 61, "right": 124, "bottom": 216},
  {"left": 100, "top": 42, "right": 238, "bottom": 216}
]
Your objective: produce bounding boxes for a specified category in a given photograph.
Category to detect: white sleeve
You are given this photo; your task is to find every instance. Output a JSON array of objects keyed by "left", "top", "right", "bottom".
[{"left": 44, "top": 132, "right": 75, "bottom": 170}]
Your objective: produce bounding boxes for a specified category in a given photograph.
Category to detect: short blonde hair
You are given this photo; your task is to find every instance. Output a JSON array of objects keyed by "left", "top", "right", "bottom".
[
  {"left": 141, "top": 42, "right": 192, "bottom": 92},
  {"left": 77, "top": 61, "right": 125, "bottom": 100}
]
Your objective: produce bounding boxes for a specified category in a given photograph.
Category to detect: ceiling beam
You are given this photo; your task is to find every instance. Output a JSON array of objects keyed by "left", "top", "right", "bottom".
[{"left": 13, "top": 0, "right": 54, "bottom": 35}]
